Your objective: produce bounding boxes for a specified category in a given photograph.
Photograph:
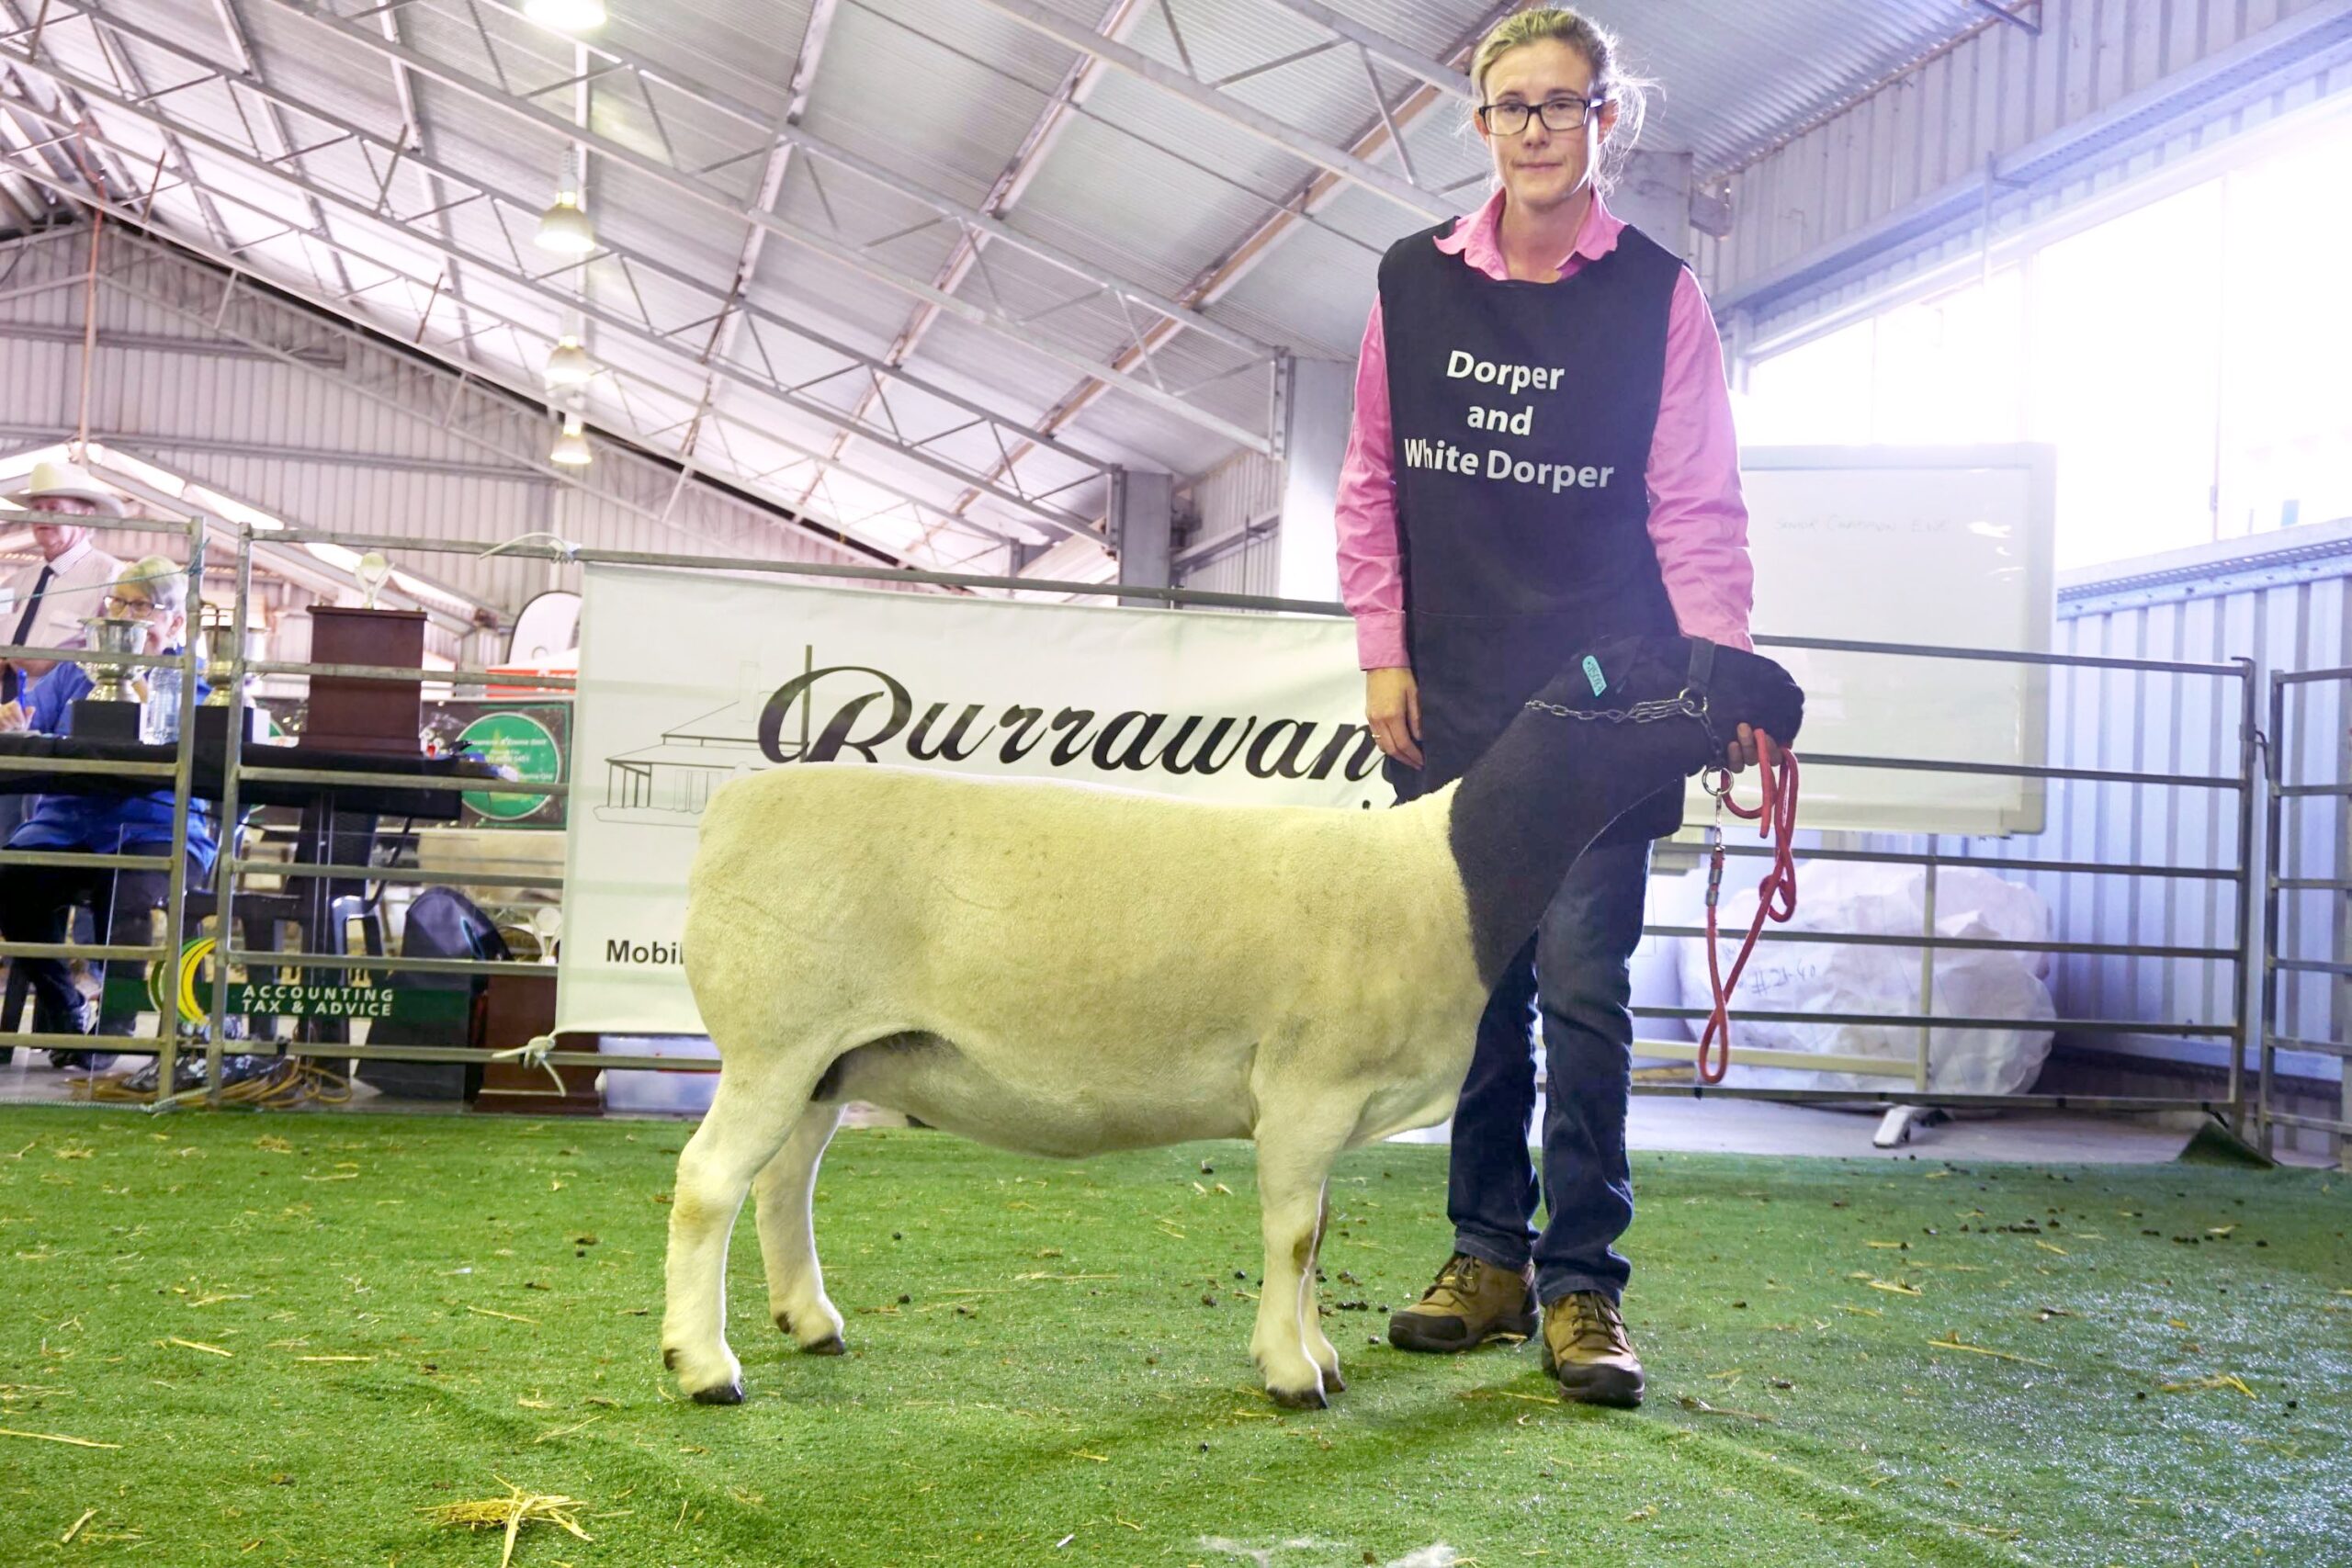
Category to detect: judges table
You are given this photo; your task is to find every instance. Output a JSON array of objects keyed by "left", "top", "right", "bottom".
[{"left": 0, "top": 732, "right": 499, "bottom": 1045}]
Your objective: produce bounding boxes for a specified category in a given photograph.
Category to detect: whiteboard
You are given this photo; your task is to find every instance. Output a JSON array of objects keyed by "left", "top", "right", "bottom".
[{"left": 1684, "top": 445, "right": 2056, "bottom": 837}]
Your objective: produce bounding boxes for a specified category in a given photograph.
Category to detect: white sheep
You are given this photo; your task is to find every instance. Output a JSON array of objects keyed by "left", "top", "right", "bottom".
[{"left": 661, "top": 635, "right": 1803, "bottom": 1408}]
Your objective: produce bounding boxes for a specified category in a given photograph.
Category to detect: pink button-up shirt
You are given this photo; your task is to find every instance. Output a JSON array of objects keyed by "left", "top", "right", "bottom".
[{"left": 1335, "top": 190, "right": 1753, "bottom": 670}]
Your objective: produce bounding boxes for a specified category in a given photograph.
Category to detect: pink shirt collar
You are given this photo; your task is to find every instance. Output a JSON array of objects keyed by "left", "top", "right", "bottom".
[{"left": 1432, "top": 187, "right": 1623, "bottom": 281}]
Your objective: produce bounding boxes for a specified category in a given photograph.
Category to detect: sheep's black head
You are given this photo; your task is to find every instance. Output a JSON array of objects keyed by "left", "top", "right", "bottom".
[
  {"left": 1528, "top": 636, "right": 1805, "bottom": 770},
  {"left": 1447, "top": 637, "right": 1806, "bottom": 987}
]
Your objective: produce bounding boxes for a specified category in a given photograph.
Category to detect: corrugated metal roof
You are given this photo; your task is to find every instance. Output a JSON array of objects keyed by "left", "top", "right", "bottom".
[
  {"left": 1588, "top": 0, "right": 1998, "bottom": 175},
  {"left": 5, "top": 0, "right": 1996, "bottom": 572},
  {"left": 796, "top": 0, "right": 1063, "bottom": 210}
]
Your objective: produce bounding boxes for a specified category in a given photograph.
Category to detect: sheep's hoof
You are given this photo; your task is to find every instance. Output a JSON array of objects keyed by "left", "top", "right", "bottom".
[
  {"left": 802, "top": 1335, "right": 846, "bottom": 1357},
  {"left": 1321, "top": 1370, "right": 1347, "bottom": 1393},
  {"left": 690, "top": 1377, "right": 746, "bottom": 1405},
  {"left": 1267, "top": 1382, "right": 1329, "bottom": 1411}
]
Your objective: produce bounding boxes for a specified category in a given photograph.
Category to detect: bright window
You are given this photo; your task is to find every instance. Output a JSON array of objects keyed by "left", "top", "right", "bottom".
[
  {"left": 1738, "top": 318, "right": 1872, "bottom": 445},
  {"left": 1735, "top": 110, "right": 2352, "bottom": 570},
  {"left": 2213, "top": 113, "right": 2352, "bottom": 538},
  {"left": 2029, "top": 181, "right": 2224, "bottom": 568},
  {"left": 1872, "top": 267, "right": 2024, "bottom": 446}
]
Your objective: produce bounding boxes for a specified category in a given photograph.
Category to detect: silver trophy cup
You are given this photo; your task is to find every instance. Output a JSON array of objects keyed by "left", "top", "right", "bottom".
[
  {"left": 81, "top": 615, "right": 148, "bottom": 704},
  {"left": 199, "top": 617, "right": 243, "bottom": 705}
]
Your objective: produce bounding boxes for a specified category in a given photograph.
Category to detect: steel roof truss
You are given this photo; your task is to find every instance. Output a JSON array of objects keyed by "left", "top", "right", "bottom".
[
  {"left": 971, "top": 0, "right": 1454, "bottom": 222},
  {"left": 0, "top": 16, "right": 1107, "bottom": 531},
  {"left": 82, "top": 225, "right": 971, "bottom": 559},
  {"left": 0, "top": 112, "right": 1039, "bottom": 553},
  {"left": 260, "top": 0, "right": 1275, "bottom": 453}
]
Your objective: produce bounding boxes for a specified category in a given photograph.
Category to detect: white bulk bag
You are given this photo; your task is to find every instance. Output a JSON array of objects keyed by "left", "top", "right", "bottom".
[{"left": 1671, "top": 861, "right": 2055, "bottom": 1095}]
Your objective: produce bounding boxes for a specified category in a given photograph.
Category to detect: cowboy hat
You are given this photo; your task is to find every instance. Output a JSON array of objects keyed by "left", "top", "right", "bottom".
[{"left": 3, "top": 459, "right": 130, "bottom": 517}]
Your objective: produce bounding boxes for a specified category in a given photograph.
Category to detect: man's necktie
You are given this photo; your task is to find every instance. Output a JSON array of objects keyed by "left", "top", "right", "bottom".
[{"left": 5, "top": 563, "right": 54, "bottom": 705}]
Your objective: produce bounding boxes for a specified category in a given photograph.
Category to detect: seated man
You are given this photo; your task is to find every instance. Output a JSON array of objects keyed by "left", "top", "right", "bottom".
[{"left": 0, "top": 556, "right": 213, "bottom": 1059}]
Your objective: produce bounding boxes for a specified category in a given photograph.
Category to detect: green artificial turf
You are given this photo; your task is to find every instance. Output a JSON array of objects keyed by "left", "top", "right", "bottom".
[{"left": 0, "top": 1107, "right": 2346, "bottom": 1568}]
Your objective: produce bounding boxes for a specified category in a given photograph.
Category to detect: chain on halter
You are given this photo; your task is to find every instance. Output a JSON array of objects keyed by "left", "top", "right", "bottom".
[
  {"left": 1521, "top": 641, "right": 1726, "bottom": 749},
  {"left": 1523, "top": 686, "right": 1728, "bottom": 762},
  {"left": 1521, "top": 689, "right": 1708, "bottom": 727}
]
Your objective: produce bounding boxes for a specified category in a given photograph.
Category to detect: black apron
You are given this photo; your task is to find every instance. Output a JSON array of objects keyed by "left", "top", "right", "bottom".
[{"left": 1377, "top": 217, "right": 1686, "bottom": 842}]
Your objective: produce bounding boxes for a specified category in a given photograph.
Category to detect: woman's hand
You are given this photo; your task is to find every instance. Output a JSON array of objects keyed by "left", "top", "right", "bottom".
[
  {"left": 1365, "top": 665, "right": 1422, "bottom": 769},
  {"left": 0, "top": 699, "right": 27, "bottom": 733},
  {"left": 1722, "top": 722, "right": 1767, "bottom": 773}
]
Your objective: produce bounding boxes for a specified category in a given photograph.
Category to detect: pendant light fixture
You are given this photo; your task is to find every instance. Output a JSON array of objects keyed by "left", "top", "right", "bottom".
[
  {"left": 545, "top": 332, "right": 594, "bottom": 388},
  {"left": 535, "top": 150, "right": 596, "bottom": 255},
  {"left": 550, "top": 413, "right": 592, "bottom": 467}
]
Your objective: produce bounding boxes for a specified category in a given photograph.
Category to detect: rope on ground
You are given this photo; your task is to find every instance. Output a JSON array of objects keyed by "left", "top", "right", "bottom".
[{"left": 69, "top": 1057, "right": 353, "bottom": 1108}]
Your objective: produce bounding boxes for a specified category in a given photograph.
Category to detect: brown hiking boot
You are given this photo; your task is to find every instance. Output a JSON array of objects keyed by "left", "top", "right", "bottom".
[
  {"left": 1541, "top": 1291, "right": 1645, "bottom": 1408},
  {"left": 1386, "top": 1252, "right": 1537, "bottom": 1352}
]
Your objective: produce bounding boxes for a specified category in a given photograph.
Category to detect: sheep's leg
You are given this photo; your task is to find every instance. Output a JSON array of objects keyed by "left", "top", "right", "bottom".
[
  {"left": 1250, "top": 1124, "right": 1350, "bottom": 1409},
  {"left": 662, "top": 1060, "right": 813, "bottom": 1404},
  {"left": 753, "top": 1098, "right": 847, "bottom": 1354},
  {"left": 1302, "top": 1190, "right": 1344, "bottom": 1392}
]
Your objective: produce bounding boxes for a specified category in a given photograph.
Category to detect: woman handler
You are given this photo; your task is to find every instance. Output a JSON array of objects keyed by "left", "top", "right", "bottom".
[{"left": 1337, "top": 7, "right": 1755, "bottom": 1409}]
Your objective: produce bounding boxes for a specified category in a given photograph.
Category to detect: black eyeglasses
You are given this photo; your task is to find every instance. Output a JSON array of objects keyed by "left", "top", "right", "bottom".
[{"left": 1476, "top": 96, "right": 1600, "bottom": 135}]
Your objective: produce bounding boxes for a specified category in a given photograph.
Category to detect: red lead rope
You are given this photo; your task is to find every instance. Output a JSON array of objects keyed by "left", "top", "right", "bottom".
[{"left": 1698, "top": 733, "right": 1801, "bottom": 1085}]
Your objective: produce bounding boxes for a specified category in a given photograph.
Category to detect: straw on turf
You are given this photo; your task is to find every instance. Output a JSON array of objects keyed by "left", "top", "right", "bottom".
[{"left": 424, "top": 1478, "right": 593, "bottom": 1568}]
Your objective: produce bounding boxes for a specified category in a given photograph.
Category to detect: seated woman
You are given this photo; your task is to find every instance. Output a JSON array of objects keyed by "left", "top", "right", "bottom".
[{"left": 0, "top": 556, "right": 214, "bottom": 1059}]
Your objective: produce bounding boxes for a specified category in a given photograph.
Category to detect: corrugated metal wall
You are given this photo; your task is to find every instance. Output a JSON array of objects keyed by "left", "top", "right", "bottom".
[
  {"left": 1174, "top": 448, "right": 1283, "bottom": 599},
  {"left": 0, "top": 229, "right": 896, "bottom": 635},
  {"left": 1871, "top": 523, "right": 2352, "bottom": 1086},
  {"left": 1696, "top": 0, "right": 2352, "bottom": 342}
]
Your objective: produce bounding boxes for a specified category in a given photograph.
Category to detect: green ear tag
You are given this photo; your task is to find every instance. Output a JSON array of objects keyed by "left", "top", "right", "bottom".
[{"left": 1582, "top": 655, "right": 1607, "bottom": 696}]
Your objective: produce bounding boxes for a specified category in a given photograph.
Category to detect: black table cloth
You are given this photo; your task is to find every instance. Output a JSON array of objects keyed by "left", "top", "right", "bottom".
[{"left": 0, "top": 733, "right": 496, "bottom": 819}]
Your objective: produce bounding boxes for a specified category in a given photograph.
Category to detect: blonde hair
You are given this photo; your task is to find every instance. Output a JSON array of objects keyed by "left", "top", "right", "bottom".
[
  {"left": 118, "top": 556, "right": 187, "bottom": 618},
  {"left": 1470, "top": 6, "right": 1651, "bottom": 190}
]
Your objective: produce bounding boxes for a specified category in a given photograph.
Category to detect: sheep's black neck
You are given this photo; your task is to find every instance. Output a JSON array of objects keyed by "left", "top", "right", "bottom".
[{"left": 1445, "top": 694, "right": 1708, "bottom": 989}]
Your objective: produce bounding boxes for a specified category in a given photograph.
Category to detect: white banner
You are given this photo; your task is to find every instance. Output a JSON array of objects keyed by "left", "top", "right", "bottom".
[{"left": 555, "top": 568, "right": 1378, "bottom": 1037}]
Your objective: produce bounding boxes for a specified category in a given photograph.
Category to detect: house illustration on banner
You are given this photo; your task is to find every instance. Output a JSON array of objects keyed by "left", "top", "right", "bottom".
[{"left": 600, "top": 646, "right": 818, "bottom": 824}]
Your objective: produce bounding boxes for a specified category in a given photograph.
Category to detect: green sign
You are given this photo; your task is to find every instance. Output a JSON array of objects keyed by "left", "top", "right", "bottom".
[
  {"left": 458, "top": 710, "right": 562, "bottom": 821},
  {"left": 103, "top": 940, "right": 471, "bottom": 1025}
]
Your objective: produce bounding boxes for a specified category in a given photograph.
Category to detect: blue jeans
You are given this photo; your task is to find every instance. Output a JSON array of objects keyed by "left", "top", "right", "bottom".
[{"left": 1447, "top": 837, "right": 1650, "bottom": 1306}]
